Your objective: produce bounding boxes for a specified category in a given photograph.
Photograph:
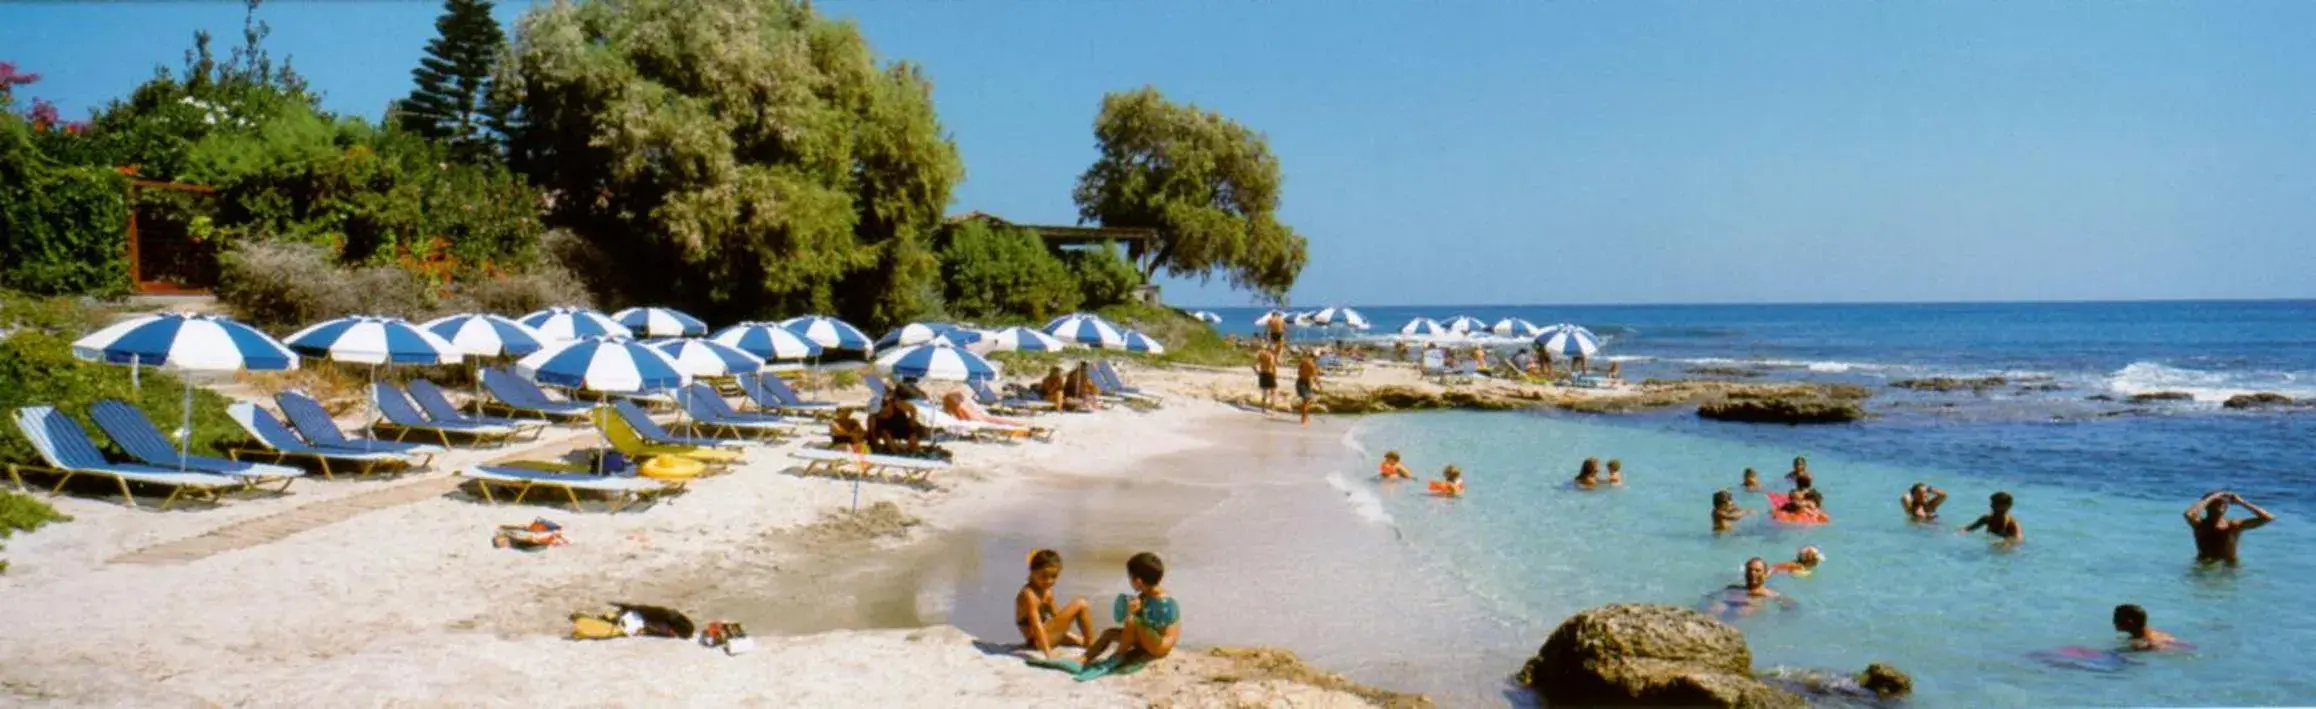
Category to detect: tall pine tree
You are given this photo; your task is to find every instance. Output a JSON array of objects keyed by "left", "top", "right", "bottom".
[{"left": 391, "top": 0, "right": 507, "bottom": 161}]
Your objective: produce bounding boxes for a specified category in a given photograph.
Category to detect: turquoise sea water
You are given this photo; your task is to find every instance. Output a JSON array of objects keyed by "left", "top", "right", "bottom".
[
  {"left": 1349, "top": 410, "right": 2316, "bottom": 707},
  {"left": 1222, "top": 301, "right": 2316, "bottom": 706}
]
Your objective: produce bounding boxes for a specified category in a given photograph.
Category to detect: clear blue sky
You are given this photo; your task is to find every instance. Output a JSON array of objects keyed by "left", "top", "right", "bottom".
[{"left": 7, "top": 1, "right": 2314, "bottom": 307}]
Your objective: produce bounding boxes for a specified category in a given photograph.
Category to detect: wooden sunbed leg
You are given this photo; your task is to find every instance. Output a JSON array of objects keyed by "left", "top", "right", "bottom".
[
  {"left": 51, "top": 470, "right": 78, "bottom": 497},
  {"left": 512, "top": 481, "right": 535, "bottom": 505},
  {"left": 116, "top": 477, "right": 140, "bottom": 509},
  {"left": 5, "top": 464, "right": 23, "bottom": 492},
  {"left": 436, "top": 430, "right": 452, "bottom": 447},
  {"left": 564, "top": 486, "right": 583, "bottom": 513},
  {"left": 470, "top": 479, "right": 495, "bottom": 504},
  {"left": 314, "top": 456, "right": 336, "bottom": 481}
]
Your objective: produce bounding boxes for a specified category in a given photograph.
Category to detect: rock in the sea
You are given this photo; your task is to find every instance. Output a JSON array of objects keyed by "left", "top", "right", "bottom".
[
  {"left": 1859, "top": 663, "right": 1912, "bottom": 698},
  {"left": 2127, "top": 391, "right": 2195, "bottom": 403},
  {"left": 1759, "top": 663, "right": 1912, "bottom": 704},
  {"left": 2223, "top": 392, "right": 2293, "bottom": 409},
  {"left": 1890, "top": 376, "right": 2006, "bottom": 392},
  {"left": 1687, "top": 365, "right": 1767, "bottom": 379},
  {"left": 1697, "top": 396, "right": 1866, "bottom": 424},
  {"left": 1520, "top": 604, "right": 1804, "bottom": 709}
]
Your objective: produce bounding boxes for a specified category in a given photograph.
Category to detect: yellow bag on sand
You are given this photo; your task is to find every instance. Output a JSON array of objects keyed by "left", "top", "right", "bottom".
[{"left": 570, "top": 614, "right": 624, "bottom": 640}]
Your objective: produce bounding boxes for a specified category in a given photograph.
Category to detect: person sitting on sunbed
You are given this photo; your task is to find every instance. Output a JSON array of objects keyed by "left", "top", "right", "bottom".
[
  {"left": 1070, "top": 363, "right": 1102, "bottom": 412},
  {"left": 868, "top": 397, "right": 932, "bottom": 457},
  {"left": 829, "top": 407, "right": 868, "bottom": 450},
  {"left": 1041, "top": 367, "right": 1069, "bottom": 410},
  {"left": 893, "top": 377, "right": 930, "bottom": 402}
]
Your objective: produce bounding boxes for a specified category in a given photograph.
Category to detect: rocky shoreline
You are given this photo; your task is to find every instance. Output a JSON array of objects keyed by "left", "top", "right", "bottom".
[{"left": 1218, "top": 377, "right": 1877, "bottom": 424}]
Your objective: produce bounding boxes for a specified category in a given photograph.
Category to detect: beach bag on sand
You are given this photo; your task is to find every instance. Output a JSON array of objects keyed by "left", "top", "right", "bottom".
[
  {"left": 569, "top": 614, "right": 624, "bottom": 640},
  {"left": 494, "top": 518, "right": 568, "bottom": 551}
]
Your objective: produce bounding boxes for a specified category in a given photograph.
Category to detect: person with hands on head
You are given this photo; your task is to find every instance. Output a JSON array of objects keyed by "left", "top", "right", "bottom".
[{"left": 2185, "top": 490, "right": 2275, "bottom": 567}]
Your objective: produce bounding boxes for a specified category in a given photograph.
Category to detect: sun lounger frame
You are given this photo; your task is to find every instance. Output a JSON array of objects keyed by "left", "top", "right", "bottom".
[
  {"left": 10, "top": 407, "right": 239, "bottom": 510},
  {"left": 457, "top": 466, "right": 680, "bottom": 513}
]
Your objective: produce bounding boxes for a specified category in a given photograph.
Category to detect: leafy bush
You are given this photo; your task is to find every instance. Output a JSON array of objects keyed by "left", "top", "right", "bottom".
[
  {"left": 936, "top": 220, "right": 1081, "bottom": 322},
  {"left": 1067, "top": 242, "right": 1143, "bottom": 310},
  {"left": 1, "top": 290, "right": 110, "bottom": 336},
  {"left": 0, "top": 330, "right": 248, "bottom": 471},
  {"left": 216, "top": 240, "right": 435, "bottom": 328},
  {"left": 0, "top": 489, "right": 71, "bottom": 574},
  {"left": 0, "top": 111, "right": 131, "bottom": 296},
  {"left": 441, "top": 266, "right": 591, "bottom": 316}
]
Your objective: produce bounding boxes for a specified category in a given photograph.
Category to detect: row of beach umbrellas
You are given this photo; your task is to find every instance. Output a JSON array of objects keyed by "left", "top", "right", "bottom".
[{"left": 1396, "top": 316, "right": 1602, "bottom": 356}]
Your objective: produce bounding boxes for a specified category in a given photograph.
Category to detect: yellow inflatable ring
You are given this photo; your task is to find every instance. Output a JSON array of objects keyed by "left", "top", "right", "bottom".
[{"left": 640, "top": 455, "right": 707, "bottom": 481}]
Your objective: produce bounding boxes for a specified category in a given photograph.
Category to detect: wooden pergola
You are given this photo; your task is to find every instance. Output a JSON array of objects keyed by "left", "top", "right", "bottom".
[
  {"left": 119, "top": 167, "right": 219, "bottom": 294},
  {"left": 949, "top": 211, "right": 1158, "bottom": 264}
]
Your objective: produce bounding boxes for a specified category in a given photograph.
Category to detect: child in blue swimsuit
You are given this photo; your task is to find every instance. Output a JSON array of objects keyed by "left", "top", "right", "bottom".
[{"left": 1081, "top": 552, "right": 1181, "bottom": 668}]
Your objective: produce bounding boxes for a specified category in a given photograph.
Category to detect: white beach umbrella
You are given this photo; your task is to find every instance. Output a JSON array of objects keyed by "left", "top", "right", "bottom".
[
  {"left": 708, "top": 321, "right": 823, "bottom": 361},
  {"left": 875, "top": 341, "right": 1000, "bottom": 382},
  {"left": 611, "top": 306, "right": 709, "bottom": 338},
  {"left": 519, "top": 306, "right": 632, "bottom": 343},
  {"left": 1191, "top": 311, "right": 1223, "bottom": 325},
  {"left": 1045, "top": 314, "right": 1126, "bottom": 348},
  {"left": 1441, "top": 315, "right": 1488, "bottom": 334},
  {"left": 422, "top": 313, "right": 548, "bottom": 358},
  {"left": 779, "top": 315, "right": 874, "bottom": 353},
  {"left": 1534, "top": 324, "right": 1602, "bottom": 357},
  {"left": 986, "top": 326, "right": 1069, "bottom": 353},
  {"left": 1491, "top": 317, "right": 1544, "bottom": 338},
  {"left": 1120, "top": 330, "right": 1167, "bottom": 354},
  {"left": 1309, "top": 306, "right": 1370, "bottom": 330},
  {"left": 1399, "top": 317, "right": 1449, "bottom": 338}
]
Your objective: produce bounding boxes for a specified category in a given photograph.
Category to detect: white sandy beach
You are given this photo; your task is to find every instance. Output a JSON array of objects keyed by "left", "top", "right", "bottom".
[{"left": 0, "top": 364, "right": 1432, "bottom": 708}]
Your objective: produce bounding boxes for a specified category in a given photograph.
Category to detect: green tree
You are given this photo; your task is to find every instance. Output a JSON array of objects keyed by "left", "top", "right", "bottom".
[
  {"left": 1073, "top": 86, "right": 1308, "bottom": 302},
  {"left": 1064, "top": 241, "right": 1142, "bottom": 310},
  {"left": 495, "top": 0, "right": 963, "bottom": 328},
  {"left": 935, "top": 219, "right": 1080, "bottom": 321},
  {"left": 390, "top": 0, "right": 509, "bottom": 162}
]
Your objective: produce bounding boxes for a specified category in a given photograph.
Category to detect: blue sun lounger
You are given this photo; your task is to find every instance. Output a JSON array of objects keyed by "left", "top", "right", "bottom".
[
  {"left": 276, "top": 391, "right": 444, "bottom": 466},
  {"left": 481, "top": 368, "right": 596, "bottom": 421},
  {"left": 737, "top": 373, "right": 838, "bottom": 415},
  {"left": 372, "top": 382, "right": 518, "bottom": 446},
  {"left": 680, "top": 383, "right": 806, "bottom": 440},
  {"left": 610, "top": 399, "right": 743, "bottom": 450},
  {"left": 406, "top": 379, "right": 549, "bottom": 440},
  {"left": 1094, "top": 361, "right": 1165, "bottom": 406},
  {"left": 789, "top": 447, "right": 949, "bottom": 484},
  {"left": 225, "top": 403, "right": 417, "bottom": 479},
  {"left": 970, "top": 378, "right": 1055, "bottom": 415},
  {"left": 457, "top": 465, "right": 679, "bottom": 513},
  {"left": 88, "top": 400, "right": 305, "bottom": 492},
  {"left": 9, "top": 406, "right": 242, "bottom": 509}
]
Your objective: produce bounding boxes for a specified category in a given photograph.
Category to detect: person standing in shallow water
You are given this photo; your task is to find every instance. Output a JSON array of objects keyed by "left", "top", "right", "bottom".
[
  {"left": 1295, "top": 350, "right": 1321, "bottom": 425},
  {"left": 1962, "top": 491, "right": 2023, "bottom": 543},
  {"left": 2185, "top": 490, "right": 2275, "bottom": 567},
  {"left": 1900, "top": 483, "right": 1948, "bottom": 522}
]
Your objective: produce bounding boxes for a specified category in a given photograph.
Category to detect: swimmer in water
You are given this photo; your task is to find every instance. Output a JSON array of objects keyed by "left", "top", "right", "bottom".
[
  {"left": 1900, "top": 483, "right": 1948, "bottom": 522},
  {"left": 1574, "top": 457, "right": 1602, "bottom": 489},
  {"left": 1785, "top": 456, "right": 1813, "bottom": 492},
  {"left": 1605, "top": 459, "right": 1625, "bottom": 486},
  {"left": 1378, "top": 451, "right": 1413, "bottom": 480},
  {"left": 1962, "top": 491, "right": 2024, "bottom": 543},
  {"left": 1703, "top": 557, "right": 1795, "bottom": 618},
  {"left": 2184, "top": 490, "right": 2274, "bottom": 567},
  {"left": 1770, "top": 546, "right": 1825, "bottom": 577},
  {"left": 1431, "top": 465, "right": 1465, "bottom": 497},
  {"left": 2112, "top": 604, "right": 2180, "bottom": 652},
  {"left": 1712, "top": 490, "right": 1751, "bottom": 533},
  {"left": 1742, "top": 467, "right": 1761, "bottom": 492}
]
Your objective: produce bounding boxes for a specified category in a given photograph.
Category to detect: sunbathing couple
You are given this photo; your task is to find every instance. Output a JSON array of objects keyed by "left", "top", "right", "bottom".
[
  {"left": 1041, "top": 364, "right": 1103, "bottom": 412},
  {"left": 1379, "top": 451, "right": 1464, "bottom": 496},
  {"left": 828, "top": 398, "right": 951, "bottom": 461},
  {"left": 1016, "top": 550, "right": 1180, "bottom": 673}
]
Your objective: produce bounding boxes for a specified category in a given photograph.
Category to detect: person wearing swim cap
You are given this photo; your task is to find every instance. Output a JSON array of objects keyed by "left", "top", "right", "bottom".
[
  {"left": 1900, "top": 483, "right": 1948, "bottom": 522},
  {"left": 2184, "top": 490, "right": 2274, "bottom": 567},
  {"left": 1771, "top": 546, "right": 1825, "bottom": 577}
]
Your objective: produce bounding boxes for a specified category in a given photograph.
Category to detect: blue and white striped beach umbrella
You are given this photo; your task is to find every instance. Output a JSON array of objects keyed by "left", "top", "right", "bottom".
[
  {"left": 929, "top": 323, "right": 987, "bottom": 345},
  {"left": 284, "top": 316, "right": 461, "bottom": 366},
  {"left": 1119, "top": 330, "right": 1167, "bottom": 354},
  {"left": 1309, "top": 307, "right": 1370, "bottom": 330},
  {"left": 1046, "top": 314, "right": 1126, "bottom": 348},
  {"left": 612, "top": 306, "right": 709, "bottom": 338},
  {"left": 422, "top": 313, "right": 547, "bottom": 358},
  {"left": 1253, "top": 310, "right": 1288, "bottom": 327},
  {"left": 1534, "top": 324, "right": 1602, "bottom": 357},
  {"left": 1191, "top": 311, "right": 1223, "bottom": 325},
  {"left": 1491, "top": 317, "right": 1543, "bottom": 338},
  {"left": 73, "top": 312, "right": 299, "bottom": 373},
  {"left": 1441, "top": 315, "right": 1488, "bottom": 334},
  {"left": 1044, "top": 312, "right": 1113, "bottom": 330},
  {"left": 875, "top": 341, "right": 999, "bottom": 382},
  {"left": 780, "top": 315, "right": 874, "bottom": 352},
  {"left": 1398, "top": 317, "right": 1449, "bottom": 338},
  {"left": 72, "top": 312, "right": 299, "bottom": 467},
  {"left": 648, "top": 338, "right": 766, "bottom": 377},
  {"left": 708, "top": 321, "right": 823, "bottom": 361},
  {"left": 519, "top": 307, "right": 632, "bottom": 343},
  {"left": 516, "top": 336, "right": 689, "bottom": 393},
  {"left": 985, "top": 326, "right": 1068, "bottom": 353},
  {"left": 878, "top": 322, "right": 965, "bottom": 349}
]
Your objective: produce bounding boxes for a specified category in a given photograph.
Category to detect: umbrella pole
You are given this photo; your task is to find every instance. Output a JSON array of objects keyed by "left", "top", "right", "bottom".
[
  {"left": 178, "top": 378, "right": 193, "bottom": 472},
  {"left": 131, "top": 354, "right": 141, "bottom": 395}
]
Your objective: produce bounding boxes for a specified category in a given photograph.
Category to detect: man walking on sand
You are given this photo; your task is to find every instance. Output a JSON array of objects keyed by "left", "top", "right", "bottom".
[{"left": 1255, "top": 345, "right": 1280, "bottom": 413}]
